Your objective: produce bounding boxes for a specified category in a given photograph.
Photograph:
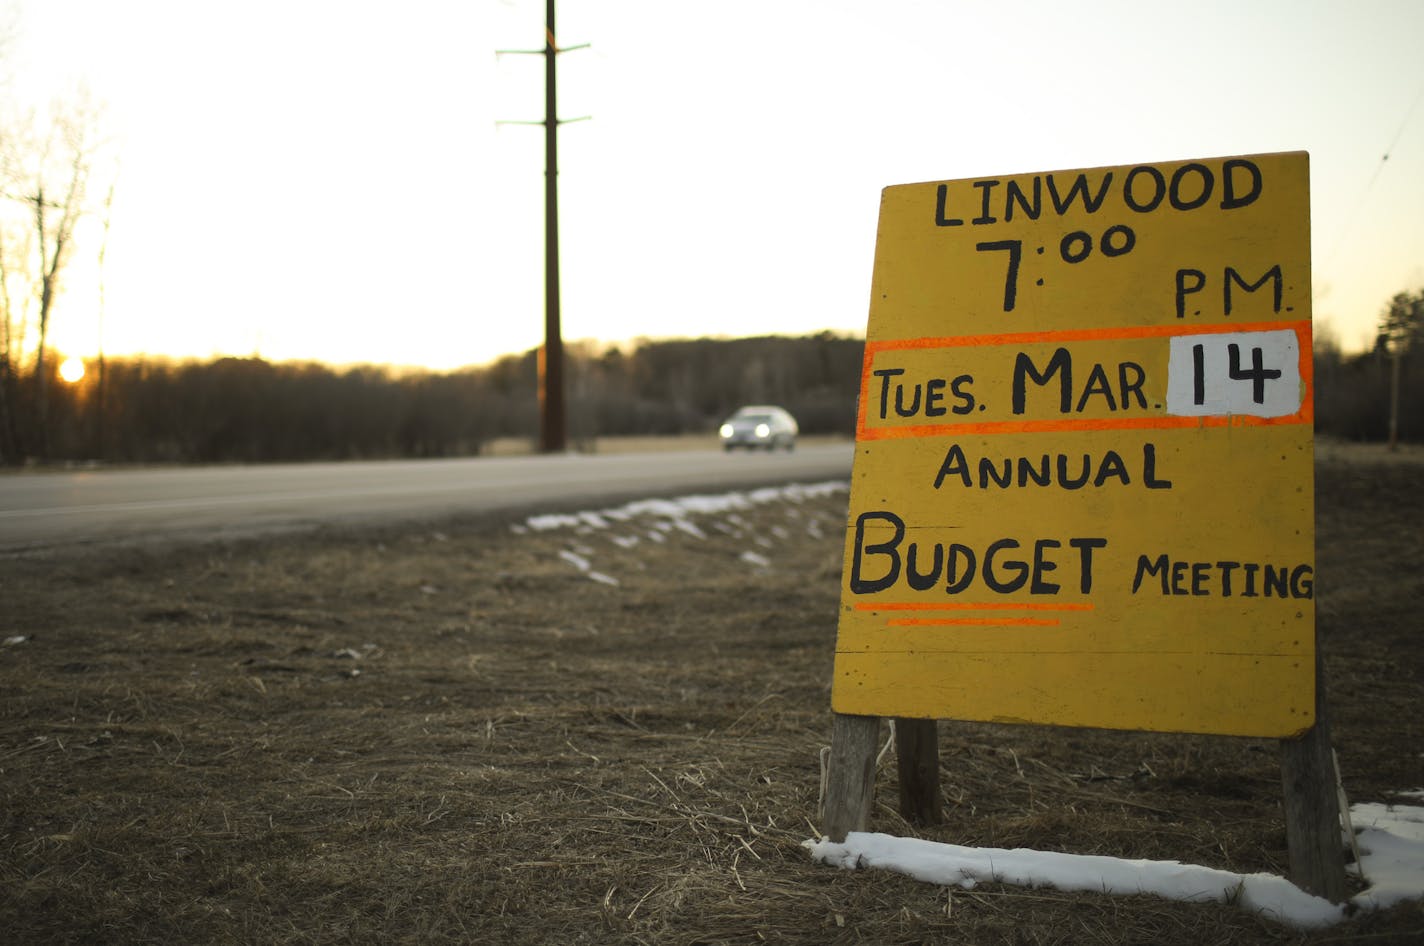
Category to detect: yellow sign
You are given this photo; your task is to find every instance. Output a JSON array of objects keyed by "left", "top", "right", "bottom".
[{"left": 833, "top": 152, "right": 1314, "bottom": 737}]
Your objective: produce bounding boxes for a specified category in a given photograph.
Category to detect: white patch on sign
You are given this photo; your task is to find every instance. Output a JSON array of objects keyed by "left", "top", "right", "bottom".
[{"left": 1166, "top": 329, "right": 1301, "bottom": 418}]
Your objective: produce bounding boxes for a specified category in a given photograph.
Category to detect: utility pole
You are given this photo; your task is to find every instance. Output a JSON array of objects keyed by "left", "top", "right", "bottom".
[
  {"left": 540, "top": 0, "right": 566, "bottom": 454},
  {"left": 499, "top": 2, "right": 587, "bottom": 454},
  {"left": 1388, "top": 339, "right": 1401, "bottom": 451}
]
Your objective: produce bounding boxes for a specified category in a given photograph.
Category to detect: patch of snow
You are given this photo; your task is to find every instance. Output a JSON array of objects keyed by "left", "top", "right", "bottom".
[
  {"left": 558, "top": 549, "right": 591, "bottom": 572},
  {"left": 807, "top": 799, "right": 1424, "bottom": 930},
  {"left": 806, "top": 832, "right": 1343, "bottom": 928},
  {"left": 740, "top": 551, "right": 771, "bottom": 568},
  {"left": 1350, "top": 802, "right": 1424, "bottom": 910},
  {"left": 526, "top": 513, "right": 583, "bottom": 531},
  {"left": 672, "top": 519, "right": 707, "bottom": 539},
  {"left": 519, "top": 481, "right": 848, "bottom": 537}
]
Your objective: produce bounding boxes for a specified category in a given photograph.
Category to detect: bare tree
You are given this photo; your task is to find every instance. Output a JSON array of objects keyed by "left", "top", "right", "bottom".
[
  {"left": 1379, "top": 289, "right": 1423, "bottom": 351},
  {"left": 0, "top": 218, "right": 20, "bottom": 459},
  {"left": 1379, "top": 288, "right": 1423, "bottom": 450},
  {"left": 0, "top": 94, "right": 110, "bottom": 458}
]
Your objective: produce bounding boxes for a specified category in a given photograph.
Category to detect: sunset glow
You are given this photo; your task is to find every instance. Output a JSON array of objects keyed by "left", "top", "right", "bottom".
[
  {"left": 58, "top": 357, "right": 86, "bottom": 384},
  {"left": 9, "top": 0, "right": 1424, "bottom": 370}
]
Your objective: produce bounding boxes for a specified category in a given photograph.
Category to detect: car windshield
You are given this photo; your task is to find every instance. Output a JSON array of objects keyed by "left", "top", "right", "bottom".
[{"left": 736, "top": 414, "right": 772, "bottom": 423}]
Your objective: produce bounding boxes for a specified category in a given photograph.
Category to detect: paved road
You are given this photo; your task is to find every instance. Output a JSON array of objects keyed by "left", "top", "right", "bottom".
[{"left": 0, "top": 444, "right": 854, "bottom": 552}]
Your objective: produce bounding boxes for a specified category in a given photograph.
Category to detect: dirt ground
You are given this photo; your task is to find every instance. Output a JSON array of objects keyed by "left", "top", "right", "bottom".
[{"left": 1, "top": 443, "right": 1421, "bottom": 945}]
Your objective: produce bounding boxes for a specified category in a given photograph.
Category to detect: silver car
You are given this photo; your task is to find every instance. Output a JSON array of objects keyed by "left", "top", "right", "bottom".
[{"left": 719, "top": 405, "right": 798, "bottom": 451}]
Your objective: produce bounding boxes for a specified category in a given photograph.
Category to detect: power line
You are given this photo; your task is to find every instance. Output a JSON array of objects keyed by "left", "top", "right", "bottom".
[{"left": 1323, "top": 78, "right": 1424, "bottom": 273}]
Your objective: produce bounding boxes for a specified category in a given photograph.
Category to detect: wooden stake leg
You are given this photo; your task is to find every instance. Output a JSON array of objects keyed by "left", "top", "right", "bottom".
[
  {"left": 894, "top": 717, "right": 943, "bottom": 826},
  {"left": 1280, "top": 649, "right": 1348, "bottom": 902},
  {"left": 823, "top": 713, "right": 881, "bottom": 842}
]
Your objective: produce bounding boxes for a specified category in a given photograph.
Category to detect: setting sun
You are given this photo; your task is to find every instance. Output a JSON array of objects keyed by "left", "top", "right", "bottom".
[{"left": 58, "top": 356, "right": 85, "bottom": 383}]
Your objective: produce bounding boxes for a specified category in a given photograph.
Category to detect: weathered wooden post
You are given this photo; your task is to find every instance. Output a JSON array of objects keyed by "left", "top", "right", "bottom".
[
  {"left": 1280, "top": 648, "right": 1347, "bottom": 901},
  {"left": 824, "top": 713, "right": 881, "bottom": 842},
  {"left": 894, "top": 717, "right": 942, "bottom": 826}
]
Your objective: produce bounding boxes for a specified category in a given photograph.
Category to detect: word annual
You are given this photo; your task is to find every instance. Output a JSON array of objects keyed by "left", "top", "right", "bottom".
[{"left": 932, "top": 442, "right": 1172, "bottom": 490}]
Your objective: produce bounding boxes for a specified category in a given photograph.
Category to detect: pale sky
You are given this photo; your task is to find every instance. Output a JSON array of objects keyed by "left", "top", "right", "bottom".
[{"left": 8, "top": 0, "right": 1424, "bottom": 370}]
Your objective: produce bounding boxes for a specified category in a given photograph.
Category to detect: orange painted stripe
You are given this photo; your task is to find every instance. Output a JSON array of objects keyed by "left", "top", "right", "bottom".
[
  {"left": 855, "top": 601, "right": 1093, "bottom": 612},
  {"left": 856, "top": 410, "right": 1309, "bottom": 440},
  {"left": 887, "top": 617, "right": 1062, "bottom": 627},
  {"left": 864, "top": 318, "right": 1306, "bottom": 354},
  {"left": 855, "top": 320, "right": 1313, "bottom": 439}
]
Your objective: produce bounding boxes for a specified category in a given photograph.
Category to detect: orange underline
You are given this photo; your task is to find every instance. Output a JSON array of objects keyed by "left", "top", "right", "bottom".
[
  {"left": 855, "top": 601, "right": 1093, "bottom": 612},
  {"left": 887, "top": 617, "right": 1062, "bottom": 627},
  {"left": 856, "top": 410, "right": 1311, "bottom": 439},
  {"left": 863, "top": 318, "right": 1307, "bottom": 353}
]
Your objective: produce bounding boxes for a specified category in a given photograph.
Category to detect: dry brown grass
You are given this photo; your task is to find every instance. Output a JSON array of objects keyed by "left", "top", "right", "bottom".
[{"left": 1, "top": 447, "right": 1421, "bottom": 944}]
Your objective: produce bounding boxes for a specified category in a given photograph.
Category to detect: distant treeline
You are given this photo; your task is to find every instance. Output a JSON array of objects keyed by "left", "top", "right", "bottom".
[
  {"left": 0, "top": 333, "right": 865, "bottom": 464},
  {"left": 1314, "top": 337, "right": 1421, "bottom": 445},
  {"left": 1, "top": 329, "right": 1419, "bottom": 466}
]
